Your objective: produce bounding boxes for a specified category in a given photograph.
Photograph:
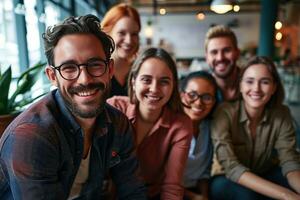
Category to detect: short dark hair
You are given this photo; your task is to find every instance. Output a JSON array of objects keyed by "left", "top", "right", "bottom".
[
  {"left": 180, "top": 70, "right": 217, "bottom": 92},
  {"left": 42, "top": 14, "right": 115, "bottom": 66},
  {"left": 128, "top": 47, "right": 183, "bottom": 113},
  {"left": 239, "top": 56, "right": 285, "bottom": 107}
]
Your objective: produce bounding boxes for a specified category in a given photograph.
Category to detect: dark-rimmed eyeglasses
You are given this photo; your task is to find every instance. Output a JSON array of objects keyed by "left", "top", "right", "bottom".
[
  {"left": 51, "top": 59, "right": 109, "bottom": 80},
  {"left": 184, "top": 91, "right": 215, "bottom": 105}
]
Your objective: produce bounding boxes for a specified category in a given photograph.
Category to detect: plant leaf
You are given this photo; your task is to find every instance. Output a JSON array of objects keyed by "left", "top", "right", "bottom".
[
  {"left": 8, "top": 62, "right": 45, "bottom": 110},
  {"left": 0, "top": 67, "right": 12, "bottom": 114},
  {"left": 12, "top": 91, "right": 48, "bottom": 111}
]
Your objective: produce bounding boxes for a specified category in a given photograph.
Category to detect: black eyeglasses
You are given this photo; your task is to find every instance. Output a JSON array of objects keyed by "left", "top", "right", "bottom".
[
  {"left": 184, "top": 91, "right": 215, "bottom": 105},
  {"left": 51, "top": 59, "right": 109, "bottom": 80}
]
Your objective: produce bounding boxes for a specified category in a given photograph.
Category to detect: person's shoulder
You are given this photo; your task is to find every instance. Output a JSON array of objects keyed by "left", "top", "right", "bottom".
[
  {"left": 166, "top": 107, "right": 190, "bottom": 122},
  {"left": 215, "top": 100, "right": 239, "bottom": 113},
  {"left": 2, "top": 92, "right": 60, "bottom": 142},
  {"left": 106, "top": 96, "right": 131, "bottom": 112},
  {"left": 103, "top": 103, "right": 134, "bottom": 138},
  {"left": 104, "top": 102, "right": 131, "bottom": 123},
  {"left": 166, "top": 108, "right": 193, "bottom": 131},
  {"left": 268, "top": 104, "right": 292, "bottom": 118},
  {"left": 10, "top": 93, "right": 56, "bottom": 127}
]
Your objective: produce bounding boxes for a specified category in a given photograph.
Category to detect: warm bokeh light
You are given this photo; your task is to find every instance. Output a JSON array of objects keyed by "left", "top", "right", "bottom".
[
  {"left": 210, "top": 5, "right": 232, "bottom": 14},
  {"left": 275, "top": 21, "right": 282, "bottom": 30},
  {"left": 145, "top": 26, "right": 153, "bottom": 38},
  {"left": 159, "top": 8, "right": 166, "bottom": 15},
  {"left": 196, "top": 12, "right": 205, "bottom": 20},
  {"left": 233, "top": 5, "right": 240, "bottom": 12},
  {"left": 276, "top": 32, "right": 282, "bottom": 41}
]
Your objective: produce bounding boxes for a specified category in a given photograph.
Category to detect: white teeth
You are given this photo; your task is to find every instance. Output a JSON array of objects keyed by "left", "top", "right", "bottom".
[
  {"left": 146, "top": 95, "right": 160, "bottom": 101},
  {"left": 77, "top": 90, "right": 97, "bottom": 97},
  {"left": 123, "top": 46, "right": 131, "bottom": 50},
  {"left": 191, "top": 107, "right": 204, "bottom": 112},
  {"left": 121, "top": 44, "right": 132, "bottom": 51},
  {"left": 250, "top": 95, "right": 263, "bottom": 100},
  {"left": 147, "top": 96, "right": 160, "bottom": 101}
]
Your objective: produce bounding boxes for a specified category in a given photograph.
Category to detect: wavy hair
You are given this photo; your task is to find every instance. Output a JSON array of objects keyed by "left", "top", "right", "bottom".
[{"left": 43, "top": 14, "right": 115, "bottom": 66}]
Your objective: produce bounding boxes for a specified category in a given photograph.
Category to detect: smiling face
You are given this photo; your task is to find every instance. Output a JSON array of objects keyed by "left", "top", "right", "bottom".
[
  {"left": 206, "top": 37, "right": 239, "bottom": 79},
  {"left": 132, "top": 57, "right": 174, "bottom": 114},
  {"left": 181, "top": 78, "right": 216, "bottom": 122},
  {"left": 240, "top": 63, "right": 277, "bottom": 114},
  {"left": 45, "top": 34, "right": 113, "bottom": 119},
  {"left": 110, "top": 17, "right": 139, "bottom": 61}
]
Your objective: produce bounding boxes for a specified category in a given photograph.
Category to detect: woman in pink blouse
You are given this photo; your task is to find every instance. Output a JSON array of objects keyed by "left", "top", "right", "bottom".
[{"left": 107, "top": 47, "right": 193, "bottom": 199}]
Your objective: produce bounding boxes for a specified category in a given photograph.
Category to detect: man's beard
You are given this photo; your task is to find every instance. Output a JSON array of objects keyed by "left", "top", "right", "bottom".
[
  {"left": 58, "top": 81, "right": 111, "bottom": 119},
  {"left": 212, "top": 60, "right": 235, "bottom": 79}
]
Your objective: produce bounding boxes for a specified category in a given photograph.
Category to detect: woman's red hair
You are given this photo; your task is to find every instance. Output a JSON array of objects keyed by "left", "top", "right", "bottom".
[{"left": 101, "top": 3, "right": 141, "bottom": 34}]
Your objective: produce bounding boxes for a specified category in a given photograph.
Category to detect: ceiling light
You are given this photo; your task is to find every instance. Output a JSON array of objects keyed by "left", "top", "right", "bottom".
[
  {"left": 196, "top": 13, "right": 205, "bottom": 20},
  {"left": 159, "top": 8, "right": 166, "bottom": 15},
  {"left": 276, "top": 32, "right": 282, "bottom": 41},
  {"left": 211, "top": 0, "right": 233, "bottom": 14},
  {"left": 233, "top": 5, "right": 240, "bottom": 12},
  {"left": 275, "top": 21, "right": 282, "bottom": 30}
]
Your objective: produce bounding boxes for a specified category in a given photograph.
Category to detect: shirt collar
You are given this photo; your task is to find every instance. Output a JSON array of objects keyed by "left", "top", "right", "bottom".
[
  {"left": 55, "top": 89, "right": 81, "bottom": 133},
  {"left": 239, "top": 100, "right": 269, "bottom": 123},
  {"left": 125, "top": 103, "right": 171, "bottom": 128}
]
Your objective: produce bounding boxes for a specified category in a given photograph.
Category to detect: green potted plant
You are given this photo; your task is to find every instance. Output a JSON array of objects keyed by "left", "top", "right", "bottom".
[{"left": 0, "top": 62, "right": 47, "bottom": 135}]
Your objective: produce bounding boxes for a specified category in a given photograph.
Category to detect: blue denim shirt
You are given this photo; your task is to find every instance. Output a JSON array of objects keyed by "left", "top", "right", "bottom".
[{"left": 0, "top": 90, "right": 146, "bottom": 200}]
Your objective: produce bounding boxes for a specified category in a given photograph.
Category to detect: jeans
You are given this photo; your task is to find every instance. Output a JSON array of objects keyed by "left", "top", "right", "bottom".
[{"left": 210, "top": 167, "right": 291, "bottom": 200}]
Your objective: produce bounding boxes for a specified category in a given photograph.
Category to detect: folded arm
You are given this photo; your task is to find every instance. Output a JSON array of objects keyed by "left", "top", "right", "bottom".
[{"left": 238, "top": 171, "right": 300, "bottom": 200}]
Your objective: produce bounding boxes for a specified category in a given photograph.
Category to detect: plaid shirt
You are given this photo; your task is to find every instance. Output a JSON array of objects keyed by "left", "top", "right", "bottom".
[{"left": 0, "top": 90, "right": 146, "bottom": 200}]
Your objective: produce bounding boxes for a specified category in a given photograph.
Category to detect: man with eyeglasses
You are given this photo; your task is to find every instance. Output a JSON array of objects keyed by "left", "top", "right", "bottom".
[
  {"left": 204, "top": 25, "right": 240, "bottom": 102},
  {"left": 0, "top": 14, "right": 146, "bottom": 199}
]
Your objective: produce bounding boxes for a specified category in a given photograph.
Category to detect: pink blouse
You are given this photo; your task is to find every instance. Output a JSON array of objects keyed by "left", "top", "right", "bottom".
[{"left": 107, "top": 96, "right": 192, "bottom": 199}]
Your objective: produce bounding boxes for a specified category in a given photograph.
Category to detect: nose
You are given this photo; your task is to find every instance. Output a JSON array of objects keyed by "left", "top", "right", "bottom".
[
  {"left": 77, "top": 66, "right": 93, "bottom": 84},
  {"left": 216, "top": 51, "right": 225, "bottom": 61},
  {"left": 253, "top": 81, "right": 261, "bottom": 91},
  {"left": 149, "top": 81, "right": 158, "bottom": 92},
  {"left": 124, "top": 33, "right": 132, "bottom": 44},
  {"left": 194, "top": 97, "right": 204, "bottom": 106}
]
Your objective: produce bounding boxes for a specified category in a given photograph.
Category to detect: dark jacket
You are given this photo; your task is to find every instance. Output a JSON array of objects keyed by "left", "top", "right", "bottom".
[{"left": 0, "top": 90, "right": 146, "bottom": 200}]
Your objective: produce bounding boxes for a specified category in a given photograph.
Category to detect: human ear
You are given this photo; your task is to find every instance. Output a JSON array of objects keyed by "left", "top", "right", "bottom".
[{"left": 45, "top": 66, "right": 58, "bottom": 87}]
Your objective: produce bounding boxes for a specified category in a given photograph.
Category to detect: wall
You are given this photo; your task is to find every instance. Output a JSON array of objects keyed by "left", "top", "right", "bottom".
[{"left": 140, "top": 12, "right": 260, "bottom": 59}]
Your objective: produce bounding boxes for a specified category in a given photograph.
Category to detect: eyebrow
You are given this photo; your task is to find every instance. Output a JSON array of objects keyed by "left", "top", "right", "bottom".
[
  {"left": 86, "top": 57, "right": 107, "bottom": 62},
  {"left": 59, "top": 57, "right": 105, "bottom": 65},
  {"left": 160, "top": 76, "right": 172, "bottom": 81},
  {"left": 243, "top": 77, "right": 273, "bottom": 81},
  {"left": 139, "top": 74, "right": 172, "bottom": 80}
]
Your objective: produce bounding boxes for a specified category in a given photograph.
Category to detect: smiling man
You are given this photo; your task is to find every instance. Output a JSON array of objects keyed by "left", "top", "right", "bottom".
[
  {"left": 0, "top": 15, "right": 146, "bottom": 200},
  {"left": 205, "top": 25, "right": 240, "bottom": 101}
]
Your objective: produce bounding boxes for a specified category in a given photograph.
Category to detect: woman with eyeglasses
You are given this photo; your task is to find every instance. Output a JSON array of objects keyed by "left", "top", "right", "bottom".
[
  {"left": 101, "top": 3, "right": 141, "bottom": 97},
  {"left": 180, "top": 71, "right": 218, "bottom": 200},
  {"left": 210, "top": 56, "right": 300, "bottom": 200},
  {"left": 107, "top": 48, "right": 193, "bottom": 199}
]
